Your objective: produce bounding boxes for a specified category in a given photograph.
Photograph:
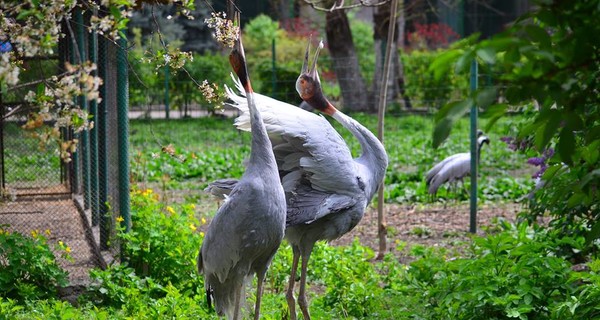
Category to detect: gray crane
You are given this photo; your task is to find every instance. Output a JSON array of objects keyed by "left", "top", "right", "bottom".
[
  {"left": 197, "top": 34, "right": 286, "bottom": 320},
  {"left": 425, "top": 132, "right": 490, "bottom": 197},
  {"left": 209, "top": 40, "right": 388, "bottom": 320}
]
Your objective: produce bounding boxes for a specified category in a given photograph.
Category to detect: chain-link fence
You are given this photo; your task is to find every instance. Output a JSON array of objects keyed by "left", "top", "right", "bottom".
[{"left": 0, "top": 10, "right": 129, "bottom": 286}]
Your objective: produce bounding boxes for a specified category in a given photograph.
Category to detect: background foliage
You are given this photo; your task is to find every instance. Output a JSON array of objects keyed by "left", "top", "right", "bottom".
[{"left": 430, "top": 0, "right": 600, "bottom": 247}]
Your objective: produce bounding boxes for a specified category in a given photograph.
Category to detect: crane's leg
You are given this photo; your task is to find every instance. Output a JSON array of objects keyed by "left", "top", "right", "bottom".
[
  {"left": 233, "top": 285, "right": 242, "bottom": 320},
  {"left": 286, "top": 246, "right": 301, "bottom": 320},
  {"left": 254, "top": 271, "right": 266, "bottom": 320},
  {"left": 460, "top": 179, "right": 468, "bottom": 196},
  {"left": 298, "top": 245, "right": 314, "bottom": 320}
]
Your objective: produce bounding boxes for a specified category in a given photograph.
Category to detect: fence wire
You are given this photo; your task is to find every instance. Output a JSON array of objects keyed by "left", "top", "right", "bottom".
[{"left": 0, "top": 13, "right": 126, "bottom": 286}]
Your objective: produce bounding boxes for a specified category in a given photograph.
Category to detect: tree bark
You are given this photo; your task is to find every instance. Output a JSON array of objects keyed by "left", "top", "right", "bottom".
[
  {"left": 325, "top": 9, "right": 369, "bottom": 112},
  {"left": 373, "top": 0, "right": 412, "bottom": 110}
]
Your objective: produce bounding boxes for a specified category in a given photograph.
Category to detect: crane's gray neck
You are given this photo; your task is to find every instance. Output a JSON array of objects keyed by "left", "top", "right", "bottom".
[
  {"left": 331, "top": 110, "right": 388, "bottom": 198},
  {"left": 476, "top": 140, "right": 487, "bottom": 162},
  {"left": 247, "top": 93, "right": 277, "bottom": 170}
]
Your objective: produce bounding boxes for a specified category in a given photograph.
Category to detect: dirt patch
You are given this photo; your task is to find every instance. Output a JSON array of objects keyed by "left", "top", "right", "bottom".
[
  {"left": 0, "top": 197, "right": 99, "bottom": 286},
  {"left": 330, "top": 202, "right": 525, "bottom": 260}
]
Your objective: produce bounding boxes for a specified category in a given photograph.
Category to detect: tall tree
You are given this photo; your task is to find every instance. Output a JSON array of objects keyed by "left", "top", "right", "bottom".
[
  {"left": 325, "top": 8, "right": 369, "bottom": 111},
  {"left": 372, "top": 0, "right": 412, "bottom": 110}
]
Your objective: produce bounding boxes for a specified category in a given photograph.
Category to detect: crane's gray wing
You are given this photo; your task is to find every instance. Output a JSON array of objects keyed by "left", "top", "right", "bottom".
[
  {"left": 425, "top": 153, "right": 465, "bottom": 185},
  {"left": 225, "top": 75, "right": 362, "bottom": 224},
  {"left": 428, "top": 154, "right": 470, "bottom": 194},
  {"left": 200, "top": 188, "right": 245, "bottom": 283}
]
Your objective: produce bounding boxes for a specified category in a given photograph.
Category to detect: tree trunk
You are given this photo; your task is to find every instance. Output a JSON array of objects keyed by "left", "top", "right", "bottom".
[
  {"left": 373, "top": 1, "right": 412, "bottom": 110},
  {"left": 325, "top": 10, "right": 369, "bottom": 112}
]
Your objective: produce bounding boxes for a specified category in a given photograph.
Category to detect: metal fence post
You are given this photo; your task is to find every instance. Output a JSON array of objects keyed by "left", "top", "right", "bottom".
[
  {"left": 68, "top": 20, "right": 80, "bottom": 195},
  {"left": 98, "top": 35, "right": 110, "bottom": 250},
  {"left": 117, "top": 36, "right": 130, "bottom": 235},
  {"left": 469, "top": 60, "right": 478, "bottom": 234},
  {"left": 88, "top": 11, "right": 100, "bottom": 226},
  {"left": 76, "top": 8, "right": 91, "bottom": 210}
]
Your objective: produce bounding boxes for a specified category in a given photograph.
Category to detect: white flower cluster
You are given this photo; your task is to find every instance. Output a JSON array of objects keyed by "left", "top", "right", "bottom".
[
  {"left": 1, "top": 0, "right": 76, "bottom": 57},
  {"left": 141, "top": 48, "right": 193, "bottom": 73},
  {"left": 0, "top": 53, "right": 20, "bottom": 86},
  {"left": 204, "top": 12, "right": 239, "bottom": 48},
  {"left": 22, "top": 62, "right": 101, "bottom": 161}
]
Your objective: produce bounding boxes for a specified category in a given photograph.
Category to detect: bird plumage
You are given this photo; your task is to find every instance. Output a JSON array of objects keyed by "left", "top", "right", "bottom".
[
  {"left": 198, "top": 33, "right": 286, "bottom": 320},
  {"left": 212, "top": 40, "right": 388, "bottom": 320},
  {"left": 426, "top": 134, "right": 490, "bottom": 196}
]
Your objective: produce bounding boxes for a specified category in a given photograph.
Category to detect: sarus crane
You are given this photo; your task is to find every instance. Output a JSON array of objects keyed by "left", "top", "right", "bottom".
[
  {"left": 207, "top": 40, "right": 388, "bottom": 320},
  {"left": 197, "top": 33, "right": 286, "bottom": 320}
]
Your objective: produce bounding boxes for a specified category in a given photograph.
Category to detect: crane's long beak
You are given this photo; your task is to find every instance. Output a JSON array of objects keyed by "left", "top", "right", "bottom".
[
  {"left": 229, "top": 15, "right": 252, "bottom": 93},
  {"left": 301, "top": 39, "right": 310, "bottom": 75}
]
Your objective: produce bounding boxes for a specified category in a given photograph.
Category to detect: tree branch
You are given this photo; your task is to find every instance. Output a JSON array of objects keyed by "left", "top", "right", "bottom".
[{"left": 302, "top": 0, "right": 390, "bottom": 12}]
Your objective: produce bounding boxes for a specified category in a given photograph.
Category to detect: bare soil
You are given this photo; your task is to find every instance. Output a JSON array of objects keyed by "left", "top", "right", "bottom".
[{"left": 330, "top": 202, "right": 524, "bottom": 261}]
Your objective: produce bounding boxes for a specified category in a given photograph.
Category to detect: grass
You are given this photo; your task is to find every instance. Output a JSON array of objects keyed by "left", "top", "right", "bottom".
[
  {"left": 129, "top": 113, "right": 535, "bottom": 205},
  {"left": 2, "top": 122, "right": 62, "bottom": 187}
]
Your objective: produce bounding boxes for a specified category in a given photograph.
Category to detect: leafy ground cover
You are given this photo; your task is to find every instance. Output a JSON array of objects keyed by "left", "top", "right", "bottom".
[
  {"left": 129, "top": 113, "right": 536, "bottom": 206},
  {"left": 3, "top": 114, "right": 599, "bottom": 319}
]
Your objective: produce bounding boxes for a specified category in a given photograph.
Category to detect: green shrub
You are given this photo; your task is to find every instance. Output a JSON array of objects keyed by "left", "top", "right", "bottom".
[
  {"left": 350, "top": 18, "right": 375, "bottom": 86},
  {"left": 255, "top": 59, "right": 303, "bottom": 105},
  {"left": 401, "top": 49, "right": 468, "bottom": 110},
  {"left": 85, "top": 264, "right": 164, "bottom": 307},
  {"left": 243, "top": 14, "right": 283, "bottom": 53},
  {"left": 310, "top": 240, "right": 383, "bottom": 318},
  {"left": 0, "top": 226, "right": 70, "bottom": 301},
  {"left": 117, "top": 188, "right": 203, "bottom": 291},
  {"left": 395, "top": 222, "right": 581, "bottom": 319}
]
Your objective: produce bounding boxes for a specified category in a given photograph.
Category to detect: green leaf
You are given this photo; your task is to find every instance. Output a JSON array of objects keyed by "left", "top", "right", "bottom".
[
  {"left": 432, "top": 118, "right": 453, "bottom": 149},
  {"left": 581, "top": 140, "right": 600, "bottom": 165},
  {"left": 557, "top": 129, "right": 575, "bottom": 166},
  {"left": 567, "top": 192, "right": 586, "bottom": 208},
  {"left": 580, "top": 169, "right": 600, "bottom": 188},
  {"left": 476, "top": 87, "right": 497, "bottom": 108},
  {"left": 482, "top": 103, "right": 508, "bottom": 132},
  {"left": 433, "top": 100, "right": 473, "bottom": 148},
  {"left": 455, "top": 51, "right": 474, "bottom": 75},
  {"left": 476, "top": 47, "right": 496, "bottom": 64},
  {"left": 534, "top": 111, "right": 561, "bottom": 150},
  {"left": 586, "top": 220, "right": 600, "bottom": 245},
  {"left": 564, "top": 112, "right": 584, "bottom": 131},
  {"left": 36, "top": 83, "right": 46, "bottom": 96},
  {"left": 525, "top": 25, "right": 551, "bottom": 49},
  {"left": 541, "top": 163, "right": 565, "bottom": 182},
  {"left": 429, "top": 49, "right": 462, "bottom": 80}
]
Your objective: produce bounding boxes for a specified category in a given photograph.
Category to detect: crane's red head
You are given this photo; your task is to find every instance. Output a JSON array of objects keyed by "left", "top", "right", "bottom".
[
  {"left": 229, "top": 18, "right": 252, "bottom": 93},
  {"left": 296, "top": 39, "right": 335, "bottom": 115}
]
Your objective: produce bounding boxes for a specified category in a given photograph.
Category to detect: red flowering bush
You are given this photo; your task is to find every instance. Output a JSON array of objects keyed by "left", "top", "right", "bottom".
[{"left": 407, "top": 23, "right": 460, "bottom": 50}]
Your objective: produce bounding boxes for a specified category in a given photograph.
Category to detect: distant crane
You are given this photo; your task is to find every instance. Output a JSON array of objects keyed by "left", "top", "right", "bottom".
[
  {"left": 197, "top": 34, "right": 286, "bottom": 320},
  {"left": 425, "top": 131, "right": 490, "bottom": 198},
  {"left": 209, "top": 40, "right": 388, "bottom": 320}
]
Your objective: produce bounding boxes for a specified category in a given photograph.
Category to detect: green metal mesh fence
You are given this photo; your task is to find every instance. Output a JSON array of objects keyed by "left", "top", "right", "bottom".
[{"left": 0, "top": 10, "right": 128, "bottom": 286}]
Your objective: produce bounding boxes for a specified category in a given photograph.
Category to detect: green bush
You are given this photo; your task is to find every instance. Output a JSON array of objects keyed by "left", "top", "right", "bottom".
[
  {"left": 117, "top": 188, "right": 203, "bottom": 291},
  {"left": 401, "top": 49, "right": 468, "bottom": 110},
  {"left": 255, "top": 59, "right": 303, "bottom": 106},
  {"left": 0, "top": 226, "right": 70, "bottom": 301},
  {"left": 394, "top": 222, "right": 583, "bottom": 319},
  {"left": 350, "top": 18, "right": 375, "bottom": 86}
]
